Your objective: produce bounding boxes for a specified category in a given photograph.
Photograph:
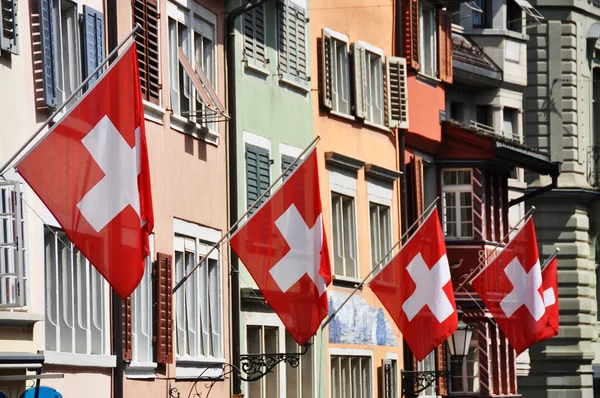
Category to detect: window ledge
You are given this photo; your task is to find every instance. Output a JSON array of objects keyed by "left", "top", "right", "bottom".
[
  {"left": 169, "top": 113, "right": 219, "bottom": 146},
  {"left": 329, "top": 110, "right": 356, "bottom": 121},
  {"left": 43, "top": 351, "right": 116, "bottom": 368},
  {"left": 125, "top": 362, "right": 157, "bottom": 379},
  {"left": 243, "top": 61, "right": 270, "bottom": 77},
  {"left": 416, "top": 72, "right": 441, "bottom": 86},
  {"left": 175, "top": 357, "right": 226, "bottom": 380},
  {"left": 363, "top": 120, "right": 390, "bottom": 132},
  {"left": 279, "top": 77, "right": 310, "bottom": 94},
  {"left": 465, "top": 28, "right": 528, "bottom": 42},
  {"left": 332, "top": 275, "right": 363, "bottom": 289},
  {"left": 143, "top": 100, "right": 166, "bottom": 125},
  {"left": 0, "top": 311, "right": 44, "bottom": 327},
  {"left": 325, "top": 151, "right": 365, "bottom": 171}
]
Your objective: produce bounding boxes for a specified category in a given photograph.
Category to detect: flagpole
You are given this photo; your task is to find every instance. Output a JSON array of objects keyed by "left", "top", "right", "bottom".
[
  {"left": 0, "top": 24, "right": 142, "bottom": 177},
  {"left": 321, "top": 198, "right": 440, "bottom": 330},
  {"left": 454, "top": 205, "right": 536, "bottom": 293},
  {"left": 540, "top": 247, "right": 560, "bottom": 272},
  {"left": 172, "top": 134, "right": 322, "bottom": 294}
]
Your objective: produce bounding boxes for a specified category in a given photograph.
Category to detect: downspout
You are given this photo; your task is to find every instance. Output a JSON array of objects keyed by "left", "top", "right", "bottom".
[
  {"left": 106, "top": 0, "right": 123, "bottom": 397},
  {"left": 225, "top": 1, "right": 266, "bottom": 394}
]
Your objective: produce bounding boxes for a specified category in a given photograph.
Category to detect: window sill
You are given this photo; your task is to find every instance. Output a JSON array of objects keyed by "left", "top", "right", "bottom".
[
  {"left": 329, "top": 110, "right": 355, "bottom": 122},
  {"left": 43, "top": 351, "right": 116, "bottom": 368},
  {"left": 465, "top": 28, "right": 528, "bottom": 42},
  {"left": 279, "top": 77, "right": 310, "bottom": 94},
  {"left": 332, "top": 275, "right": 363, "bottom": 289},
  {"left": 0, "top": 311, "right": 44, "bottom": 327},
  {"left": 363, "top": 120, "right": 390, "bottom": 132},
  {"left": 416, "top": 72, "right": 441, "bottom": 86},
  {"left": 243, "top": 61, "right": 270, "bottom": 78},
  {"left": 125, "top": 362, "right": 157, "bottom": 379},
  {"left": 143, "top": 100, "right": 166, "bottom": 125},
  {"left": 169, "top": 113, "right": 219, "bottom": 146},
  {"left": 175, "top": 357, "right": 226, "bottom": 380}
]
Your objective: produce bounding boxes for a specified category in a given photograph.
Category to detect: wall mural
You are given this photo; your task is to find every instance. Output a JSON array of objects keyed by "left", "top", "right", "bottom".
[{"left": 328, "top": 290, "right": 398, "bottom": 346}]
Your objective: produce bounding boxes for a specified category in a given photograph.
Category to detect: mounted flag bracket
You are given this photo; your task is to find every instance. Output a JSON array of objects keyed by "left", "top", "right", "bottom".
[
  {"left": 239, "top": 342, "right": 311, "bottom": 382},
  {"left": 401, "top": 370, "right": 451, "bottom": 397}
]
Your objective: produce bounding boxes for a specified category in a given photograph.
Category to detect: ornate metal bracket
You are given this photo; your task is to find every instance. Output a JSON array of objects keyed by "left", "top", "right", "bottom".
[
  {"left": 401, "top": 370, "right": 451, "bottom": 397},
  {"left": 240, "top": 342, "right": 311, "bottom": 382}
]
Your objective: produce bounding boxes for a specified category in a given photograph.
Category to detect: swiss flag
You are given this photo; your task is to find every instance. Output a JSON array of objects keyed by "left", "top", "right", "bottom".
[
  {"left": 229, "top": 149, "right": 331, "bottom": 345},
  {"left": 370, "top": 208, "right": 458, "bottom": 361},
  {"left": 15, "top": 44, "right": 154, "bottom": 299},
  {"left": 471, "top": 218, "right": 559, "bottom": 355}
]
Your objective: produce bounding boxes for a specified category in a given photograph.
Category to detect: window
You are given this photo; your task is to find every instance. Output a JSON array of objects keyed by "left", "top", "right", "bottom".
[
  {"left": 130, "top": 246, "right": 153, "bottom": 364},
  {"left": 417, "top": 352, "right": 436, "bottom": 396},
  {"left": 419, "top": 2, "right": 437, "bottom": 78},
  {"left": 0, "top": 0, "right": 19, "bottom": 54},
  {"left": 168, "top": 1, "right": 217, "bottom": 131},
  {"left": 507, "top": 0, "right": 523, "bottom": 32},
  {"left": 503, "top": 107, "right": 518, "bottom": 141},
  {"left": 134, "top": 0, "right": 160, "bottom": 104},
  {"left": 330, "top": 355, "right": 372, "bottom": 398},
  {"left": 475, "top": 105, "right": 491, "bottom": 127},
  {"left": 44, "top": 229, "right": 108, "bottom": 355},
  {"left": 243, "top": 1, "right": 267, "bottom": 69},
  {"left": 369, "top": 203, "right": 391, "bottom": 270},
  {"left": 246, "top": 143, "right": 271, "bottom": 211},
  {"left": 247, "top": 326, "right": 280, "bottom": 397},
  {"left": 321, "top": 29, "right": 351, "bottom": 115},
  {"left": 472, "top": 0, "right": 492, "bottom": 29},
  {"left": 174, "top": 233, "right": 222, "bottom": 360},
  {"left": 0, "top": 181, "right": 26, "bottom": 308},
  {"left": 277, "top": 0, "right": 308, "bottom": 87},
  {"left": 365, "top": 51, "right": 384, "bottom": 125},
  {"left": 53, "top": 0, "right": 81, "bottom": 104},
  {"left": 451, "top": 332, "right": 480, "bottom": 393},
  {"left": 449, "top": 102, "right": 464, "bottom": 122},
  {"left": 441, "top": 169, "right": 473, "bottom": 239},
  {"left": 331, "top": 192, "right": 358, "bottom": 278}
]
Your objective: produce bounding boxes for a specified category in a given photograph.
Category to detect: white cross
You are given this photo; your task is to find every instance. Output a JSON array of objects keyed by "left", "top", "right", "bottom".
[
  {"left": 77, "top": 116, "right": 141, "bottom": 232},
  {"left": 269, "top": 205, "right": 327, "bottom": 295},
  {"left": 402, "top": 253, "right": 454, "bottom": 323},
  {"left": 500, "top": 257, "right": 545, "bottom": 321}
]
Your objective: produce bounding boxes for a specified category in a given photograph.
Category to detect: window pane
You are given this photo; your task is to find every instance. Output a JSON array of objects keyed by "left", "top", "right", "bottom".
[
  {"left": 361, "top": 358, "right": 371, "bottom": 398},
  {"left": 332, "top": 195, "right": 345, "bottom": 276},
  {"left": 460, "top": 206, "right": 473, "bottom": 222},
  {"left": 247, "top": 326, "right": 262, "bottom": 396},
  {"left": 286, "top": 333, "right": 299, "bottom": 398},
  {"left": 331, "top": 357, "right": 339, "bottom": 398},
  {"left": 458, "top": 170, "right": 472, "bottom": 185},
  {"left": 301, "top": 340, "right": 313, "bottom": 396},
  {"left": 264, "top": 327, "right": 279, "bottom": 397},
  {"left": 342, "top": 196, "right": 357, "bottom": 278},
  {"left": 369, "top": 204, "right": 379, "bottom": 268},
  {"left": 341, "top": 358, "right": 351, "bottom": 397},
  {"left": 351, "top": 358, "right": 360, "bottom": 398}
]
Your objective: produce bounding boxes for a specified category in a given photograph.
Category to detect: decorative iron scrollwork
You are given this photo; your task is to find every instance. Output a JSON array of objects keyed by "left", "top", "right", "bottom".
[
  {"left": 240, "top": 342, "right": 310, "bottom": 382},
  {"left": 401, "top": 370, "right": 450, "bottom": 397}
]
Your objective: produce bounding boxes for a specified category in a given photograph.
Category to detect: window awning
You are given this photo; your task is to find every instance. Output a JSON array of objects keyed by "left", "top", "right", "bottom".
[{"left": 0, "top": 352, "right": 44, "bottom": 370}]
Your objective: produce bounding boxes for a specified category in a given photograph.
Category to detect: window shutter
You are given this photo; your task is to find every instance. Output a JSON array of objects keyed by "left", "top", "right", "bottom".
[
  {"left": 351, "top": 42, "right": 366, "bottom": 119},
  {"left": 122, "top": 297, "right": 132, "bottom": 361},
  {"left": 294, "top": 5, "right": 307, "bottom": 82},
  {"left": 321, "top": 29, "right": 333, "bottom": 109},
  {"left": 281, "top": 154, "right": 296, "bottom": 180},
  {"left": 39, "top": 0, "right": 56, "bottom": 108},
  {"left": 402, "top": 0, "right": 419, "bottom": 70},
  {"left": 0, "top": 0, "right": 19, "bottom": 54},
  {"left": 82, "top": 5, "right": 105, "bottom": 89},
  {"left": 436, "top": 344, "right": 448, "bottom": 395},
  {"left": 385, "top": 56, "right": 409, "bottom": 129},
  {"left": 155, "top": 252, "right": 173, "bottom": 364},
  {"left": 133, "top": 0, "right": 160, "bottom": 104},
  {"left": 438, "top": 9, "right": 453, "bottom": 83},
  {"left": 243, "top": 2, "right": 266, "bottom": 67},
  {"left": 246, "top": 144, "right": 271, "bottom": 212},
  {"left": 277, "top": 0, "right": 288, "bottom": 76},
  {"left": 277, "top": 1, "right": 307, "bottom": 85}
]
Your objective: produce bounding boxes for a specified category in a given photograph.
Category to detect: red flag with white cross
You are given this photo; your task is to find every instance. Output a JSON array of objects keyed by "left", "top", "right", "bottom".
[
  {"left": 229, "top": 148, "right": 332, "bottom": 345},
  {"left": 471, "top": 218, "right": 559, "bottom": 355},
  {"left": 370, "top": 208, "right": 458, "bottom": 361},
  {"left": 15, "top": 43, "right": 154, "bottom": 299}
]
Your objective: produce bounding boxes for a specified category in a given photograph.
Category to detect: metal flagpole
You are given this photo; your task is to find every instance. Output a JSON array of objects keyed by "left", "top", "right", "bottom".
[
  {"left": 321, "top": 198, "right": 440, "bottom": 330},
  {"left": 454, "top": 205, "right": 537, "bottom": 293},
  {"left": 541, "top": 247, "right": 560, "bottom": 272},
  {"left": 172, "top": 134, "right": 322, "bottom": 294},
  {"left": 0, "top": 24, "right": 142, "bottom": 177}
]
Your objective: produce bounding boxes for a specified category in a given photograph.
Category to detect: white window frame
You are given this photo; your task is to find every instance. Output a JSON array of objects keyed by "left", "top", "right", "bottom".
[
  {"left": 418, "top": 1, "right": 437, "bottom": 79},
  {"left": 329, "top": 348, "right": 375, "bottom": 398},
  {"left": 167, "top": 0, "right": 218, "bottom": 136},
  {"left": 243, "top": 312, "right": 317, "bottom": 398},
  {"left": 324, "top": 28, "right": 352, "bottom": 117},
  {"left": 173, "top": 218, "right": 224, "bottom": 379},
  {"left": 329, "top": 167, "right": 359, "bottom": 281},
  {"left": 450, "top": 332, "right": 480, "bottom": 393},
  {"left": 43, "top": 226, "right": 113, "bottom": 367},
  {"left": 441, "top": 168, "right": 474, "bottom": 240},
  {"left": 52, "top": 0, "right": 82, "bottom": 109},
  {"left": 367, "top": 178, "right": 393, "bottom": 271},
  {"left": 0, "top": 180, "right": 27, "bottom": 308},
  {"left": 357, "top": 41, "right": 385, "bottom": 128},
  {"left": 126, "top": 234, "right": 156, "bottom": 378}
]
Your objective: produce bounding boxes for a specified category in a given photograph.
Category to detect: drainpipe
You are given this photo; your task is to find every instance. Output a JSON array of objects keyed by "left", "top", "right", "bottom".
[
  {"left": 225, "top": 1, "right": 266, "bottom": 394},
  {"left": 106, "top": 0, "right": 124, "bottom": 397}
]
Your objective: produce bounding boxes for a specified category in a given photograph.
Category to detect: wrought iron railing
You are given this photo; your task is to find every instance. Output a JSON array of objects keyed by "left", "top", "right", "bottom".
[
  {"left": 401, "top": 370, "right": 450, "bottom": 397},
  {"left": 587, "top": 146, "right": 600, "bottom": 188}
]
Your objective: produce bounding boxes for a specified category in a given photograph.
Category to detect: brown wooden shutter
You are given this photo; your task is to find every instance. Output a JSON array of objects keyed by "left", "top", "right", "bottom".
[
  {"left": 155, "top": 252, "right": 173, "bottom": 364},
  {"left": 402, "top": 0, "right": 419, "bottom": 70},
  {"left": 413, "top": 157, "right": 424, "bottom": 219},
  {"left": 436, "top": 344, "right": 448, "bottom": 395},
  {"left": 437, "top": 9, "right": 453, "bottom": 83},
  {"left": 122, "top": 296, "right": 133, "bottom": 361},
  {"left": 133, "top": 0, "right": 160, "bottom": 104}
]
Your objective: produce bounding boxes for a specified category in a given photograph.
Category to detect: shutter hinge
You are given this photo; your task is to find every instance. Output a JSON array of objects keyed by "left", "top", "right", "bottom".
[{"left": 269, "top": 159, "right": 274, "bottom": 165}]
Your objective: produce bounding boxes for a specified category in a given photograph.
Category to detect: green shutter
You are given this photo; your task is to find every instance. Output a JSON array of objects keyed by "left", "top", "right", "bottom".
[
  {"left": 277, "top": 0, "right": 308, "bottom": 87},
  {"left": 246, "top": 144, "right": 270, "bottom": 213},
  {"left": 243, "top": 2, "right": 266, "bottom": 68},
  {"left": 281, "top": 154, "right": 296, "bottom": 180}
]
